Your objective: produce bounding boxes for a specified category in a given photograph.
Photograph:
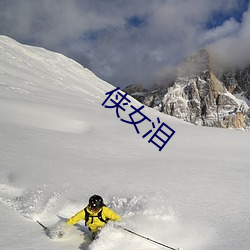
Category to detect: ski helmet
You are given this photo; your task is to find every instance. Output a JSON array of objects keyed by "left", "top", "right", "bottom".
[{"left": 89, "top": 195, "right": 104, "bottom": 210}]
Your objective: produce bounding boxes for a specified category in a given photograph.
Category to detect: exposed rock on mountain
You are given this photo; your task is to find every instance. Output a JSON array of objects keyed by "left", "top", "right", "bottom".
[
  {"left": 217, "top": 66, "right": 250, "bottom": 100},
  {"left": 123, "top": 83, "right": 147, "bottom": 103},
  {"left": 124, "top": 49, "right": 250, "bottom": 130}
]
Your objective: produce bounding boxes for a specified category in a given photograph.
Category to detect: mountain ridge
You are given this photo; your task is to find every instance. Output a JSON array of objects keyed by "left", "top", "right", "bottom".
[{"left": 124, "top": 49, "right": 250, "bottom": 130}]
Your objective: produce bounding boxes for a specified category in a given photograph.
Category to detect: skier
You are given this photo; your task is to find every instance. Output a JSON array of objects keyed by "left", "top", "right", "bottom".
[{"left": 66, "top": 194, "right": 121, "bottom": 239}]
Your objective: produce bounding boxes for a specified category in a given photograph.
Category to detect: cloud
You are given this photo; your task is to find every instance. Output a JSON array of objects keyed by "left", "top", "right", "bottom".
[
  {"left": 0, "top": 0, "right": 249, "bottom": 88},
  {"left": 200, "top": 18, "right": 240, "bottom": 45},
  {"left": 209, "top": 4, "right": 250, "bottom": 69}
]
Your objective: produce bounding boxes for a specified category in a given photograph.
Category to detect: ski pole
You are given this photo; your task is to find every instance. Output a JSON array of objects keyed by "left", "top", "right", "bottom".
[
  {"left": 122, "top": 227, "right": 180, "bottom": 250},
  {"left": 37, "top": 220, "right": 48, "bottom": 231}
]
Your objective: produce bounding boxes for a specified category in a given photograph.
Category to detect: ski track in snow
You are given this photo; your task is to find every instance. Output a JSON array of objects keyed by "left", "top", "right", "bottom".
[{"left": 0, "top": 180, "right": 211, "bottom": 250}]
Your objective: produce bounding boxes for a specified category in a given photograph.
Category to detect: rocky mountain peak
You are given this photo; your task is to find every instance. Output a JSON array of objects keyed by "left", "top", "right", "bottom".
[
  {"left": 123, "top": 49, "right": 250, "bottom": 130},
  {"left": 177, "top": 48, "right": 210, "bottom": 78}
]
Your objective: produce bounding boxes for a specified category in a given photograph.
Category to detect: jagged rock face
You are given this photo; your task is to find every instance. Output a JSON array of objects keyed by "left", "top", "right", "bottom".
[
  {"left": 123, "top": 83, "right": 146, "bottom": 95},
  {"left": 218, "top": 66, "right": 250, "bottom": 100},
  {"left": 162, "top": 75, "right": 249, "bottom": 128},
  {"left": 123, "top": 49, "right": 250, "bottom": 130},
  {"left": 123, "top": 84, "right": 147, "bottom": 103}
]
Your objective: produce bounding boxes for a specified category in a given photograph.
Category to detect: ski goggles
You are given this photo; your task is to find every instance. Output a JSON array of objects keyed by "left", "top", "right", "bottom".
[{"left": 89, "top": 204, "right": 101, "bottom": 212}]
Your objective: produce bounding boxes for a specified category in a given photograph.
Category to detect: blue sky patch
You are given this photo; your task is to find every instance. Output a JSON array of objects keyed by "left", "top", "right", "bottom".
[
  {"left": 126, "top": 15, "right": 148, "bottom": 28},
  {"left": 206, "top": 0, "right": 249, "bottom": 29}
]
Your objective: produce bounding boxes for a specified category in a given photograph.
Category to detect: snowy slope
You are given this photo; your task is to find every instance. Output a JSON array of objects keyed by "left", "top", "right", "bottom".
[{"left": 0, "top": 36, "right": 250, "bottom": 250}]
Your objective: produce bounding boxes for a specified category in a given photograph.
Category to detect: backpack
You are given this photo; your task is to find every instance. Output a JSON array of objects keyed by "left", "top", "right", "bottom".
[{"left": 84, "top": 206, "right": 109, "bottom": 226}]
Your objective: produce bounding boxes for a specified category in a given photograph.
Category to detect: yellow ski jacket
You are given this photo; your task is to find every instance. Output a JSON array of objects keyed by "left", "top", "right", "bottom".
[{"left": 67, "top": 206, "right": 121, "bottom": 233}]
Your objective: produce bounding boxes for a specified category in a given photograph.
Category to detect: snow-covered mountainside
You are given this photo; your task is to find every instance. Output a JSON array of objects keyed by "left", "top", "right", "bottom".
[
  {"left": 0, "top": 36, "right": 250, "bottom": 250},
  {"left": 124, "top": 49, "right": 250, "bottom": 130}
]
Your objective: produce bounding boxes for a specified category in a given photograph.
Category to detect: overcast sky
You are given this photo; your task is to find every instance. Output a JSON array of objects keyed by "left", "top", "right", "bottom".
[{"left": 0, "top": 0, "right": 249, "bottom": 88}]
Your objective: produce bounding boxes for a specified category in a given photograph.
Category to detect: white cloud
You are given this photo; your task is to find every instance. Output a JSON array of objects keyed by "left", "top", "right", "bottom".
[
  {"left": 0, "top": 0, "right": 249, "bottom": 87},
  {"left": 209, "top": 5, "right": 250, "bottom": 68},
  {"left": 200, "top": 18, "right": 240, "bottom": 45}
]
